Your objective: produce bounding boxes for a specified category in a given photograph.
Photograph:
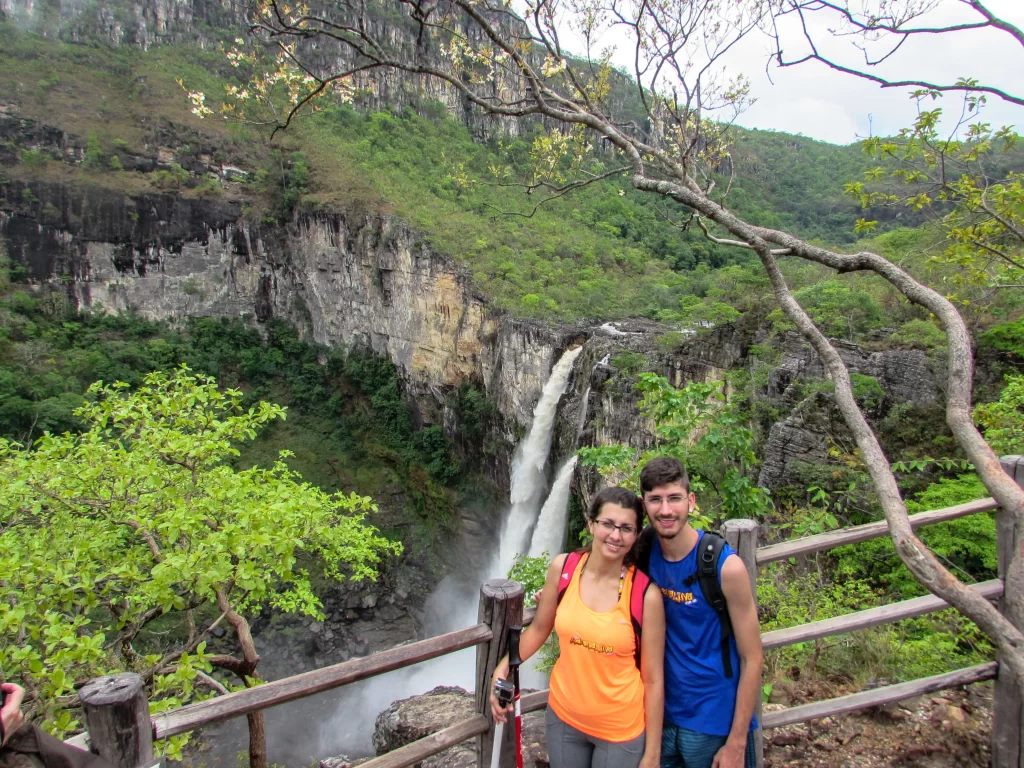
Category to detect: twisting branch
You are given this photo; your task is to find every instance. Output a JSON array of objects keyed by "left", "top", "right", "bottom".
[
  {"left": 769, "top": 0, "right": 1024, "bottom": 107},
  {"left": 241, "top": 0, "right": 1024, "bottom": 689}
]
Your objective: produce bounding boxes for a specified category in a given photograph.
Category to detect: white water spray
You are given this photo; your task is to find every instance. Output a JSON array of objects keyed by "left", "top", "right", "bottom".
[
  {"left": 528, "top": 455, "right": 578, "bottom": 558},
  {"left": 312, "top": 346, "right": 585, "bottom": 762},
  {"left": 496, "top": 346, "right": 583, "bottom": 576},
  {"left": 577, "top": 387, "right": 591, "bottom": 436}
]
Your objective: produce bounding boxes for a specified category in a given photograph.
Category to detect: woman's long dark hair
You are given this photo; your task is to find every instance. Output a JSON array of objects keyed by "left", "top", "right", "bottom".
[{"left": 582, "top": 486, "right": 645, "bottom": 567}]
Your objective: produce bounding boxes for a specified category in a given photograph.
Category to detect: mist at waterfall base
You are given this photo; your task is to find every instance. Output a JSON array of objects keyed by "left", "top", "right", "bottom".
[{"left": 203, "top": 348, "right": 584, "bottom": 765}]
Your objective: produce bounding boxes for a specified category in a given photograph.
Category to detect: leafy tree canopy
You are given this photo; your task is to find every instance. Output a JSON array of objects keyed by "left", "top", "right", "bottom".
[{"left": 0, "top": 367, "right": 400, "bottom": 750}]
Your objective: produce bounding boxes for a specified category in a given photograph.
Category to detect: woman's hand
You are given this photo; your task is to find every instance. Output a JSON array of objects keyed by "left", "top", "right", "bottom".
[
  {"left": 639, "top": 750, "right": 660, "bottom": 768},
  {"left": 488, "top": 657, "right": 512, "bottom": 723},
  {"left": 1, "top": 683, "right": 25, "bottom": 746}
]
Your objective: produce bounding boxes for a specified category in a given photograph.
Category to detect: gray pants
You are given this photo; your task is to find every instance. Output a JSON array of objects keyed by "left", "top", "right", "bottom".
[{"left": 545, "top": 707, "right": 646, "bottom": 768}]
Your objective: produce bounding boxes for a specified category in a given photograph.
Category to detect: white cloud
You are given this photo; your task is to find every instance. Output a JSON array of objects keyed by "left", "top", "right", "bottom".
[
  {"left": 723, "top": 0, "right": 1024, "bottom": 143},
  {"left": 535, "top": 0, "right": 1024, "bottom": 145}
]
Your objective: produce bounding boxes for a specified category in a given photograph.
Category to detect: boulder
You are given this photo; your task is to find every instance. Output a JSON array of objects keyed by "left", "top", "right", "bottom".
[{"left": 321, "top": 685, "right": 548, "bottom": 768}]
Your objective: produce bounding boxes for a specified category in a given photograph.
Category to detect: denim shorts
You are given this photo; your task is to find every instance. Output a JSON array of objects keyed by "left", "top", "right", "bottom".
[{"left": 660, "top": 723, "right": 757, "bottom": 768}]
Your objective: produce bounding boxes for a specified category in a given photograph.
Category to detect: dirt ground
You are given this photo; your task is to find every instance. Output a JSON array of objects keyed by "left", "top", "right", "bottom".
[{"left": 763, "top": 682, "right": 992, "bottom": 768}]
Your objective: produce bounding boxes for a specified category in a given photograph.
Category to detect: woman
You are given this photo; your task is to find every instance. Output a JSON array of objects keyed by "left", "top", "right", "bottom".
[{"left": 490, "top": 487, "right": 665, "bottom": 768}]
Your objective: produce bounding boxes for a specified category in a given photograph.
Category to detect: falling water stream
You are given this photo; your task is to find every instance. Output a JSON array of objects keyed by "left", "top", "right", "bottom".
[
  {"left": 495, "top": 346, "right": 584, "bottom": 576},
  {"left": 528, "top": 455, "right": 578, "bottom": 558}
]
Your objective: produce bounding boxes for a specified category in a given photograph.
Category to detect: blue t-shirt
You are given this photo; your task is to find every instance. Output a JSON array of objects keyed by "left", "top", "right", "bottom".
[{"left": 648, "top": 531, "right": 758, "bottom": 736}]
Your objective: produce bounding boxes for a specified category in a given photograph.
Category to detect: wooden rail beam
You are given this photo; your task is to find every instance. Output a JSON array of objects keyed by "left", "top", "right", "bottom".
[
  {"left": 757, "top": 498, "right": 997, "bottom": 565},
  {"left": 762, "top": 579, "right": 1004, "bottom": 651},
  {"left": 520, "top": 690, "right": 548, "bottom": 714},
  {"left": 762, "top": 663, "right": 998, "bottom": 729},
  {"left": 152, "top": 623, "right": 492, "bottom": 740},
  {"left": 358, "top": 715, "right": 489, "bottom": 768}
]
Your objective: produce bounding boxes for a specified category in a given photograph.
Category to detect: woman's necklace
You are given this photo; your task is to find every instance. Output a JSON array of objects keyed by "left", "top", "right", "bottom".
[{"left": 581, "top": 553, "right": 627, "bottom": 601}]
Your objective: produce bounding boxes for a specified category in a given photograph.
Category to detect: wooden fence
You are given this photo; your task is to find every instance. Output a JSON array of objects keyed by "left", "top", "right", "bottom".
[{"left": 68, "top": 457, "right": 1024, "bottom": 768}]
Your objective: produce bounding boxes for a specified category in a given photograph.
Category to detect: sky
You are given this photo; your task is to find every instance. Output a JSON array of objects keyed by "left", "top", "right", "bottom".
[
  {"left": 730, "top": 0, "right": 1024, "bottom": 145},
  {"left": 540, "top": 0, "right": 1024, "bottom": 146}
]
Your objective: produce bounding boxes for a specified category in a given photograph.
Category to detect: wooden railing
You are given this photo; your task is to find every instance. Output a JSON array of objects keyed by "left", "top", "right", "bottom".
[{"left": 68, "top": 457, "right": 1024, "bottom": 768}]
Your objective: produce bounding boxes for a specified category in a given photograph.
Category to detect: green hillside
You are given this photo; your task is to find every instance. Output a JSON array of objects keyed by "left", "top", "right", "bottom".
[{"left": 0, "top": 18, "right": 899, "bottom": 322}]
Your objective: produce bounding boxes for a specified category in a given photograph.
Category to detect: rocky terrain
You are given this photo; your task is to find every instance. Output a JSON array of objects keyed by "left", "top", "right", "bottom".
[{"left": 315, "top": 683, "right": 992, "bottom": 768}]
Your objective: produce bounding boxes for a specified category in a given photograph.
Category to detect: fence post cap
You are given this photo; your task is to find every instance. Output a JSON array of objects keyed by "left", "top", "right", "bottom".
[
  {"left": 722, "top": 519, "right": 759, "bottom": 533},
  {"left": 79, "top": 673, "right": 145, "bottom": 706},
  {"left": 480, "top": 579, "right": 524, "bottom": 599}
]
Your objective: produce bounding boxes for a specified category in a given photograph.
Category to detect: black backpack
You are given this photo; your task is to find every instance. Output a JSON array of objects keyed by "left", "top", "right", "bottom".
[{"left": 633, "top": 526, "right": 735, "bottom": 678}]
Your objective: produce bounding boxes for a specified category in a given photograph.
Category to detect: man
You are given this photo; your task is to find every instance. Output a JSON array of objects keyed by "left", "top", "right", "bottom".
[{"left": 636, "top": 457, "right": 763, "bottom": 768}]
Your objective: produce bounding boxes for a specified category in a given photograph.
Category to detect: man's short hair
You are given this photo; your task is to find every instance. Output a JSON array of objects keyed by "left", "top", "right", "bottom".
[{"left": 639, "top": 457, "right": 690, "bottom": 495}]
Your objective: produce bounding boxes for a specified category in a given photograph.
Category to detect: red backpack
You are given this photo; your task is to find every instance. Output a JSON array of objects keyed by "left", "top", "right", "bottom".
[{"left": 555, "top": 551, "right": 652, "bottom": 670}]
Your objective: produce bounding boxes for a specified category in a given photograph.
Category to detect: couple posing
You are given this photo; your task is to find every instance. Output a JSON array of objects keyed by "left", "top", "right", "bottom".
[{"left": 490, "top": 457, "right": 762, "bottom": 768}]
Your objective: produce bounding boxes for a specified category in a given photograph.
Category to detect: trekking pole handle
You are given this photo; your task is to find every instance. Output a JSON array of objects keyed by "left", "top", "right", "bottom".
[{"left": 508, "top": 625, "right": 522, "bottom": 668}]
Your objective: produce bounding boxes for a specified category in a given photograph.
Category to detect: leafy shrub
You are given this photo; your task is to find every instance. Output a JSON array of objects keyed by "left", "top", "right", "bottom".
[
  {"left": 609, "top": 350, "right": 647, "bottom": 375},
  {"left": 792, "top": 280, "right": 884, "bottom": 340},
  {"left": 152, "top": 163, "right": 190, "bottom": 189},
  {"left": 833, "top": 473, "right": 994, "bottom": 596},
  {"left": 655, "top": 331, "right": 686, "bottom": 351},
  {"left": 82, "top": 132, "right": 104, "bottom": 170},
  {"left": 194, "top": 177, "right": 223, "bottom": 198},
  {"left": 19, "top": 149, "right": 46, "bottom": 168},
  {"left": 850, "top": 373, "right": 886, "bottom": 409},
  {"left": 979, "top": 319, "right": 1024, "bottom": 360},
  {"left": 254, "top": 151, "right": 310, "bottom": 222},
  {"left": 890, "top": 318, "right": 946, "bottom": 351},
  {"left": 974, "top": 374, "right": 1024, "bottom": 455}
]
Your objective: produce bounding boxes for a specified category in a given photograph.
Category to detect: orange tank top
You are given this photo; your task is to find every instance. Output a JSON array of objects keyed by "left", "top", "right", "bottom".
[{"left": 547, "top": 554, "right": 646, "bottom": 742}]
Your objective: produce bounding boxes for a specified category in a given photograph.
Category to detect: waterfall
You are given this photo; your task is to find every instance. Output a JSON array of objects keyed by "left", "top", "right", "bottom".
[
  {"left": 577, "top": 386, "right": 591, "bottom": 435},
  {"left": 495, "top": 346, "right": 583, "bottom": 576},
  {"left": 528, "top": 455, "right": 578, "bottom": 558}
]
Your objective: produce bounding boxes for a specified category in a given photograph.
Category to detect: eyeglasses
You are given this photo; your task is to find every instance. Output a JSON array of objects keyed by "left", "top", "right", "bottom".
[
  {"left": 644, "top": 494, "right": 688, "bottom": 508},
  {"left": 592, "top": 519, "right": 638, "bottom": 537}
]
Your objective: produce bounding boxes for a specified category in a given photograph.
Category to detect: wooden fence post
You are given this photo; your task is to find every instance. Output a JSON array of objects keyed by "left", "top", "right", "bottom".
[
  {"left": 723, "top": 519, "right": 764, "bottom": 768},
  {"left": 476, "top": 578, "right": 525, "bottom": 768},
  {"left": 79, "top": 673, "right": 154, "bottom": 768},
  {"left": 994, "top": 456, "right": 1024, "bottom": 768}
]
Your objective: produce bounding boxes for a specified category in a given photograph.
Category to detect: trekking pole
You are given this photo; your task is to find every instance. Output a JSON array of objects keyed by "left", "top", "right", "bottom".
[
  {"left": 488, "top": 625, "right": 523, "bottom": 768},
  {"left": 509, "top": 624, "right": 524, "bottom": 768}
]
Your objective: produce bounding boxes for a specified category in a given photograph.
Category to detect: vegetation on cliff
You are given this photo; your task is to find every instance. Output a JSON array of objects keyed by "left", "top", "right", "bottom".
[{"left": 2, "top": 18, "right": 986, "bottom": 324}]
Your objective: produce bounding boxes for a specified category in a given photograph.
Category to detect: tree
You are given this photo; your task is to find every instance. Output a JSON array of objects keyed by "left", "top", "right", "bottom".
[
  {"left": 769, "top": 1, "right": 1024, "bottom": 298},
  {"left": 0, "top": 367, "right": 400, "bottom": 768},
  {"left": 846, "top": 93, "right": 1023, "bottom": 299},
  {"left": 212, "top": 0, "right": 1024, "bottom": 694}
]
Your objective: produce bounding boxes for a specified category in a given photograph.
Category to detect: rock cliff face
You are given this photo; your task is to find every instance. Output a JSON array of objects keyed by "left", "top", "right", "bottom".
[
  {"left": 0, "top": 165, "right": 951, "bottom": 501},
  {"left": 0, "top": 0, "right": 540, "bottom": 140},
  {"left": 0, "top": 160, "right": 562, "bottom": 442},
  {"left": 756, "top": 332, "right": 944, "bottom": 489}
]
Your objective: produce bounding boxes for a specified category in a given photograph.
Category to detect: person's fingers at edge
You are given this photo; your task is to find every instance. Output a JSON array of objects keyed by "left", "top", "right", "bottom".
[{"left": 0, "top": 684, "right": 25, "bottom": 711}]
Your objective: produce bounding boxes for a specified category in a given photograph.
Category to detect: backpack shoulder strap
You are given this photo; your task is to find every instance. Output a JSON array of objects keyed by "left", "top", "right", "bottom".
[
  {"left": 628, "top": 567, "right": 652, "bottom": 671},
  {"left": 696, "top": 532, "right": 735, "bottom": 678},
  {"left": 556, "top": 551, "right": 585, "bottom": 606}
]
